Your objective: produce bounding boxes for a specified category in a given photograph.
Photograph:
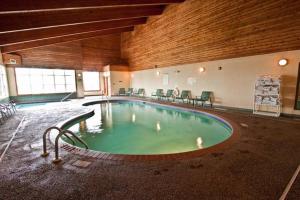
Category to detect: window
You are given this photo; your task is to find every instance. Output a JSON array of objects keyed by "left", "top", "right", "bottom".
[
  {"left": 0, "top": 65, "right": 8, "bottom": 98},
  {"left": 15, "top": 68, "right": 76, "bottom": 95},
  {"left": 82, "top": 71, "right": 100, "bottom": 91}
]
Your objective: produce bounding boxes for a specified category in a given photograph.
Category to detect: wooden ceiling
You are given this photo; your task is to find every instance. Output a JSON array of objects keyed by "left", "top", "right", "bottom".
[{"left": 0, "top": 0, "right": 184, "bottom": 54}]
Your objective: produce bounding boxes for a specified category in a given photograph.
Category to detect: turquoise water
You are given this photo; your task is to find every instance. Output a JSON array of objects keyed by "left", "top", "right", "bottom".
[
  {"left": 63, "top": 101, "right": 232, "bottom": 155},
  {"left": 16, "top": 102, "right": 48, "bottom": 109}
]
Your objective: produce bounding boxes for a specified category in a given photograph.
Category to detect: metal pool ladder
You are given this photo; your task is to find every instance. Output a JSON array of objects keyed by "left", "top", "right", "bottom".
[{"left": 41, "top": 126, "right": 88, "bottom": 164}]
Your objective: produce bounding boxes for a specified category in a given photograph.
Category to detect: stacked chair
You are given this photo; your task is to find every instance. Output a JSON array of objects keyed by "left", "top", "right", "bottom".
[{"left": 0, "top": 100, "right": 17, "bottom": 124}]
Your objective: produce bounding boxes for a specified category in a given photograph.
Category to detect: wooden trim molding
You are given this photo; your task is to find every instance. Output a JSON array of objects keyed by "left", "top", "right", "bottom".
[
  {"left": 0, "top": 18, "right": 147, "bottom": 46},
  {"left": 2, "top": 27, "right": 133, "bottom": 53},
  {"left": 0, "top": 5, "right": 164, "bottom": 33},
  {"left": 0, "top": 0, "right": 184, "bottom": 13}
]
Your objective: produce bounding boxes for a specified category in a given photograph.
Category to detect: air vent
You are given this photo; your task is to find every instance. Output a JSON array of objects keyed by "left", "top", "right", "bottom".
[
  {"left": 3, "top": 53, "right": 21, "bottom": 65},
  {"left": 9, "top": 58, "right": 17, "bottom": 64}
]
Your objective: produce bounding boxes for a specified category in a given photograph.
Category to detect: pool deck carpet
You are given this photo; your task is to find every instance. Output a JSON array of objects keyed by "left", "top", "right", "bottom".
[{"left": 0, "top": 97, "right": 299, "bottom": 200}]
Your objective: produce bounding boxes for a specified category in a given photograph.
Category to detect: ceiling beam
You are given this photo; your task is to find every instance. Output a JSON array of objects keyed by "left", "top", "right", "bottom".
[
  {"left": 0, "top": 5, "right": 164, "bottom": 33},
  {"left": 0, "top": 0, "right": 184, "bottom": 13},
  {"left": 1, "top": 27, "right": 134, "bottom": 53},
  {"left": 0, "top": 18, "right": 147, "bottom": 46}
]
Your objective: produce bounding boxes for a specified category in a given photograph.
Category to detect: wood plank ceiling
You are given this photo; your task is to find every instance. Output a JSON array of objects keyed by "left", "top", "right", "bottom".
[{"left": 0, "top": 0, "right": 184, "bottom": 54}]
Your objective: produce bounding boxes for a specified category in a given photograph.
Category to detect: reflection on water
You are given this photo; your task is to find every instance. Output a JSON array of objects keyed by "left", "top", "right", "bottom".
[
  {"left": 79, "top": 120, "right": 87, "bottom": 132},
  {"left": 100, "top": 103, "right": 113, "bottom": 128},
  {"left": 65, "top": 102, "right": 232, "bottom": 154},
  {"left": 197, "top": 137, "right": 203, "bottom": 149},
  {"left": 156, "top": 107, "right": 164, "bottom": 113},
  {"left": 200, "top": 116, "right": 212, "bottom": 124},
  {"left": 156, "top": 121, "right": 161, "bottom": 132}
]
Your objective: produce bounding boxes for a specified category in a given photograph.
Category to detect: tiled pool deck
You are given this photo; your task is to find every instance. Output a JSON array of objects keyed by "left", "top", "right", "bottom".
[{"left": 0, "top": 97, "right": 299, "bottom": 200}]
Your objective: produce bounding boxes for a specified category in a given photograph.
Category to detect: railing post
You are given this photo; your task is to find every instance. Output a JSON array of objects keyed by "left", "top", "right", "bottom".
[
  {"left": 41, "top": 126, "right": 77, "bottom": 159},
  {"left": 41, "top": 126, "right": 88, "bottom": 164},
  {"left": 53, "top": 131, "right": 64, "bottom": 164}
]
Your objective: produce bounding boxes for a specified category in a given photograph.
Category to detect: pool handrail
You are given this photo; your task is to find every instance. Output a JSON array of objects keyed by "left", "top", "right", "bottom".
[
  {"left": 53, "top": 129, "right": 88, "bottom": 163},
  {"left": 42, "top": 126, "right": 76, "bottom": 157}
]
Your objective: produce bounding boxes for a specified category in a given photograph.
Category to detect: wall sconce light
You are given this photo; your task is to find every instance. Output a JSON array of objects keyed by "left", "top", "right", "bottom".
[
  {"left": 156, "top": 71, "right": 160, "bottom": 76},
  {"left": 77, "top": 73, "right": 82, "bottom": 81},
  {"left": 278, "top": 58, "right": 288, "bottom": 67},
  {"left": 131, "top": 73, "right": 134, "bottom": 78},
  {"left": 199, "top": 67, "right": 205, "bottom": 73}
]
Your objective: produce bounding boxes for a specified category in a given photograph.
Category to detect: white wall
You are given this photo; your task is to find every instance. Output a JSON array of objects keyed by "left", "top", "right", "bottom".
[
  {"left": 131, "top": 50, "right": 300, "bottom": 115},
  {"left": 110, "top": 71, "right": 130, "bottom": 95},
  {"left": 0, "top": 50, "right": 9, "bottom": 100},
  {"left": 0, "top": 64, "right": 9, "bottom": 100},
  {"left": 6, "top": 67, "right": 17, "bottom": 96}
]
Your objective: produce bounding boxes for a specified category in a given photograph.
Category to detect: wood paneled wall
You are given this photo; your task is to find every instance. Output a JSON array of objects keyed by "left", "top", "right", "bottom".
[
  {"left": 12, "top": 33, "right": 125, "bottom": 71},
  {"left": 121, "top": 0, "right": 300, "bottom": 71},
  {"left": 81, "top": 35, "right": 126, "bottom": 71},
  {"left": 15, "top": 42, "right": 82, "bottom": 69}
]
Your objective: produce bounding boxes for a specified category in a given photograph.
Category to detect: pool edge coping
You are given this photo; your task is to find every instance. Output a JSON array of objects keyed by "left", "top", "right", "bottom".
[{"left": 49, "top": 98, "right": 241, "bottom": 162}]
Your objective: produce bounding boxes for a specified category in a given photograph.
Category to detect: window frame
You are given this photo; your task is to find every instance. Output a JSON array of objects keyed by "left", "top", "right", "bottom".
[
  {"left": 14, "top": 67, "right": 76, "bottom": 95},
  {"left": 82, "top": 71, "right": 101, "bottom": 92}
]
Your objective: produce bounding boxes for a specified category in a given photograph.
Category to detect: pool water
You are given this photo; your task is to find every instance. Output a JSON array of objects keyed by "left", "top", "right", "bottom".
[
  {"left": 63, "top": 101, "right": 232, "bottom": 155},
  {"left": 16, "top": 102, "right": 48, "bottom": 109}
]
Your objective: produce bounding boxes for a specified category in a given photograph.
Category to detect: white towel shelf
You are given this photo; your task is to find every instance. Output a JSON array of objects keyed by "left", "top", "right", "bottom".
[{"left": 253, "top": 75, "right": 281, "bottom": 117}]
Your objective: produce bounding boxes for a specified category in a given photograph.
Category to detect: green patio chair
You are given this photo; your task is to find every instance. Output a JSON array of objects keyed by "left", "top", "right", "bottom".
[
  {"left": 138, "top": 88, "right": 145, "bottom": 97},
  {"left": 161, "top": 89, "right": 174, "bottom": 101},
  {"left": 134, "top": 88, "right": 145, "bottom": 97},
  {"left": 118, "top": 88, "right": 126, "bottom": 96},
  {"left": 151, "top": 89, "right": 164, "bottom": 99},
  {"left": 176, "top": 90, "right": 191, "bottom": 103},
  {"left": 126, "top": 88, "right": 133, "bottom": 96},
  {"left": 196, "top": 91, "right": 213, "bottom": 107}
]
